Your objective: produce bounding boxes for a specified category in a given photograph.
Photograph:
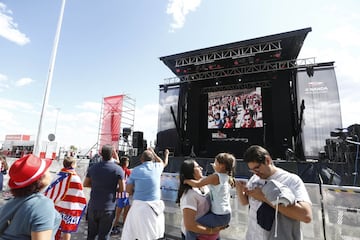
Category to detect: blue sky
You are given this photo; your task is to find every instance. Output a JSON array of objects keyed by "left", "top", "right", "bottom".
[{"left": 0, "top": 0, "right": 359, "bottom": 151}]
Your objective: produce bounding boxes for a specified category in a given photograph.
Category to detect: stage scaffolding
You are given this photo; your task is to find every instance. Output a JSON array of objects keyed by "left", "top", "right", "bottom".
[{"left": 96, "top": 94, "right": 136, "bottom": 156}]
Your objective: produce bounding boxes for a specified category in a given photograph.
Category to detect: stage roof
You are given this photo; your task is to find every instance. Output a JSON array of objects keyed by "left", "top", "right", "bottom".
[{"left": 160, "top": 27, "right": 312, "bottom": 78}]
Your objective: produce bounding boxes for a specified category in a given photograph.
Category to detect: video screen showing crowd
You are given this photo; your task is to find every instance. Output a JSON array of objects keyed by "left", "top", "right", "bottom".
[{"left": 208, "top": 87, "right": 263, "bottom": 129}]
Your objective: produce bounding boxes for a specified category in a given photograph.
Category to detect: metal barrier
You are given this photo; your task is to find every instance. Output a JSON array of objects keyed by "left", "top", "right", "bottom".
[
  {"left": 322, "top": 185, "right": 360, "bottom": 240},
  {"left": 161, "top": 173, "right": 360, "bottom": 240}
]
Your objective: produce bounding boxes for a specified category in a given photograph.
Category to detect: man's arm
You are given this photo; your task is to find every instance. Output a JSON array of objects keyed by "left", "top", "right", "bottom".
[
  {"left": 149, "top": 148, "right": 169, "bottom": 167},
  {"left": 235, "top": 180, "right": 249, "bottom": 205},
  {"left": 112, "top": 148, "right": 120, "bottom": 164},
  {"left": 277, "top": 201, "right": 312, "bottom": 223},
  {"left": 83, "top": 177, "right": 91, "bottom": 188},
  {"left": 246, "top": 187, "right": 312, "bottom": 223}
]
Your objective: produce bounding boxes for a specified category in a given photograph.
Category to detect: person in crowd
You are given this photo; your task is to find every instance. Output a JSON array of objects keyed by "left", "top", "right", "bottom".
[
  {"left": 83, "top": 144, "right": 125, "bottom": 240},
  {"left": 223, "top": 116, "right": 234, "bottom": 129},
  {"left": 177, "top": 159, "right": 227, "bottom": 240},
  {"left": 120, "top": 148, "right": 169, "bottom": 240},
  {"left": 235, "top": 145, "right": 312, "bottom": 240},
  {"left": 0, "top": 154, "right": 61, "bottom": 239},
  {"left": 111, "top": 156, "right": 132, "bottom": 235},
  {"left": 241, "top": 112, "right": 256, "bottom": 128},
  {"left": 110, "top": 149, "right": 120, "bottom": 164},
  {"left": 0, "top": 154, "right": 9, "bottom": 192},
  {"left": 184, "top": 153, "right": 235, "bottom": 240},
  {"left": 213, "top": 112, "right": 224, "bottom": 129},
  {"left": 45, "top": 156, "right": 87, "bottom": 240}
]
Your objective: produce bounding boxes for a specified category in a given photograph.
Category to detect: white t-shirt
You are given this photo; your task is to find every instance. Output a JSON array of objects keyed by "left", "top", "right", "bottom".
[
  {"left": 180, "top": 187, "right": 210, "bottom": 235},
  {"left": 245, "top": 168, "right": 311, "bottom": 240}
]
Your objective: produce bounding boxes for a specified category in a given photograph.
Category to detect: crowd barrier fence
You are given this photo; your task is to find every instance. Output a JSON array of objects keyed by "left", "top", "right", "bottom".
[{"left": 160, "top": 173, "right": 360, "bottom": 240}]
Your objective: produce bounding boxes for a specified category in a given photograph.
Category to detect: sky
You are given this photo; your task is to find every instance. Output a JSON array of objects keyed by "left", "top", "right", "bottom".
[{"left": 0, "top": 0, "right": 359, "bottom": 152}]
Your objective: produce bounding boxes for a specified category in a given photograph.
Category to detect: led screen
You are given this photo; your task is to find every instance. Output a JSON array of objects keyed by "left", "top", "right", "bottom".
[{"left": 208, "top": 87, "right": 263, "bottom": 129}]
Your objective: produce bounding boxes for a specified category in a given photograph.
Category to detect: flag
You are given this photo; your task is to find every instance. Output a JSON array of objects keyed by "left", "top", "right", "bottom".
[{"left": 45, "top": 168, "right": 87, "bottom": 233}]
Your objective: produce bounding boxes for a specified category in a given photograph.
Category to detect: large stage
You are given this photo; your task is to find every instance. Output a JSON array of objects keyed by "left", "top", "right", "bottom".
[
  {"left": 157, "top": 28, "right": 314, "bottom": 159},
  {"left": 154, "top": 28, "right": 359, "bottom": 187}
]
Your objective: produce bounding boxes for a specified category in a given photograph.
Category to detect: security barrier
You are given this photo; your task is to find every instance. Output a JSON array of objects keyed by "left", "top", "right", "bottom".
[
  {"left": 322, "top": 185, "right": 360, "bottom": 240},
  {"left": 161, "top": 173, "right": 360, "bottom": 240}
]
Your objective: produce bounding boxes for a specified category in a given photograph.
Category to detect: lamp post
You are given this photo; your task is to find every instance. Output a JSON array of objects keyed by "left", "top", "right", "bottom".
[
  {"left": 54, "top": 107, "right": 61, "bottom": 135},
  {"left": 33, "top": 0, "right": 66, "bottom": 156}
]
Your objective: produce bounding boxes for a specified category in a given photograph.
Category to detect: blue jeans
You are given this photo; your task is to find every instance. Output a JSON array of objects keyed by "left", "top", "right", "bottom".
[
  {"left": 87, "top": 209, "right": 115, "bottom": 240},
  {"left": 186, "top": 212, "right": 230, "bottom": 240}
]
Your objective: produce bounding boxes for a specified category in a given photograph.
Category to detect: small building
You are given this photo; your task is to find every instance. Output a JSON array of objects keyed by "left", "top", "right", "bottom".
[{"left": 1, "top": 134, "right": 34, "bottom": 157}]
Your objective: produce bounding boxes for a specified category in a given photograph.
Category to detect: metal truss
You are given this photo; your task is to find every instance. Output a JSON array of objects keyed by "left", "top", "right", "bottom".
[
  {"left": 175, "top": 40, "right": 282, "bottom": 67},
  {"left": 164, "top": 57, "right": 316, "bottom": 84},
  {"left": 201, "top": 81, "right": 272, "bottom": 93}
]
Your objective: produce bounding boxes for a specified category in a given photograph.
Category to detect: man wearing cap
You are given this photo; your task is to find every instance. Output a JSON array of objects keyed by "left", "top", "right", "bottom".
[
  {"left": 0, "top": 154, "right": 61, "bottom": 239},
  {"left": 83, "top": 144, "right": 125, "bottom": 240}
]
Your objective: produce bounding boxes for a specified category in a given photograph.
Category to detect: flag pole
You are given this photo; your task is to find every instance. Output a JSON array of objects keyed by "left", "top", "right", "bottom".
[{"left": 34, "top": 0, "right": 66, "bottom": 156}]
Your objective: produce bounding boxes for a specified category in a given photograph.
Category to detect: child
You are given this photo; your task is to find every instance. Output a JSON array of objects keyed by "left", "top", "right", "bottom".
[
  {"left": 184, "top": 152, "right": 235, "bottom": 240},
  {"left": 111, "top": 156, "right": 132, "bottom": 235},
  {"left": 45, "top": 156, "right": 87, "bottom": 240}
]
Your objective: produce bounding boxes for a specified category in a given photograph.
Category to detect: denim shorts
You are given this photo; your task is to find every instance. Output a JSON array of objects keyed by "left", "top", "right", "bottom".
[{"left": 116, "top": 197, "right": 130, "bottom": 208}]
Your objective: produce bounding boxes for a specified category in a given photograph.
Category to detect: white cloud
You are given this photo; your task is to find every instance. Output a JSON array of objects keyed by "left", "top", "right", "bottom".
[
  {"left": 0, "top": 98, "right": 37, "bottom": 142},
  {"left": 75, "top": 101, "right": 101, "bottom": 112},
  {"left": 326, "top": 26, "right": 360, "bottom": 48},
  {"left": 135, "top": 103, "right": 159, "bottom": 145},
  {"left": 0, "top": 97, "right": 34, "bottom": 111},
  {"left": 15, "top": 77, "right": 34, "bottom": 87},
  {"left": 39, "top": 107, "right": 100, "bottom": 149},
  {"left": 0, "top": 73, "right": 9, "bottom": 92},
  {"left": 298, "top": 24, "right": 360, "bottom": 129},
  {"left": 0, "top": 3, "right": 30, "bottom": 45},
  {"left": 166, "top": 0, "right": 202, "bottom": 31}
]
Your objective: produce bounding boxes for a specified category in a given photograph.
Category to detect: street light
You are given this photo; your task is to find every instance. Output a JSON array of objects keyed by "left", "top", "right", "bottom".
[
  {"left": 33, "top": 0, "right": 66, "bottom": 156},
  {"left": 54, "top": 107, "right": 61, "bottom": 135}
]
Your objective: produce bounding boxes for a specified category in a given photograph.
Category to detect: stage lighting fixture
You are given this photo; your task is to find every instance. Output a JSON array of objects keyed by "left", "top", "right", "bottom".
[
  {"left": 163, "top": 85, "right": 168, "bottom": 93},
  {"left": 306, "top": 66, "right": 314, "bottom": 77},
  {"left": 271, "top": 52, "right": 281, "bottom": 59}
]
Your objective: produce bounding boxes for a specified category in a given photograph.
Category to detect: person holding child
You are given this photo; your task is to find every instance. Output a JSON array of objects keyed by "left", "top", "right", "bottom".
[{"left": 184, "top": 153, "right": 235, "bottom": 240}]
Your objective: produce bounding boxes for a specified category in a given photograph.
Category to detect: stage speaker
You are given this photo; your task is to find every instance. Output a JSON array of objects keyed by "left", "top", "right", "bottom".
[{"left": 133, "top": 131, "right": 143, "bottom": 149}]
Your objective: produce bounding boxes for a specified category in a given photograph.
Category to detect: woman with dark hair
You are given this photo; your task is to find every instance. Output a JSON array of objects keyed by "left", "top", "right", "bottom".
[
  {"left": 0, "top": 154, "right": 61, "bottom": 239},
  {"left": 177, "top": 159, "right": 225, "bottom": 240}
]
